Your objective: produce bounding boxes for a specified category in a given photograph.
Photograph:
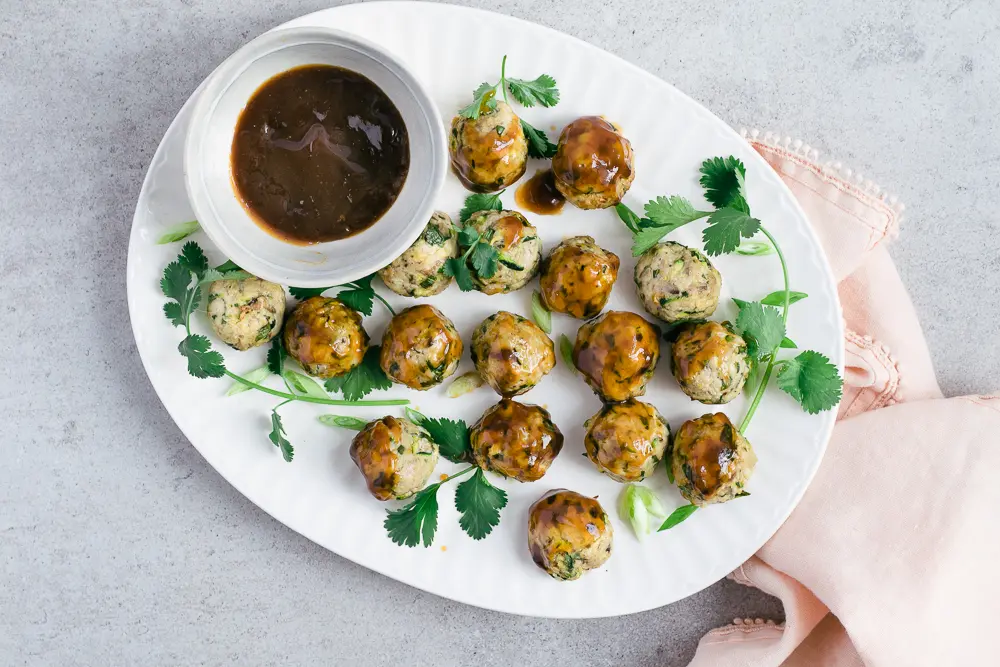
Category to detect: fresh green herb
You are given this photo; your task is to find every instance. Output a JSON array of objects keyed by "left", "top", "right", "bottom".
[
  {"left": 558, "top": 334, "right": 575, "bottom": 371},
  {"left": 288, "top": 274, "right": 394, "bottom": 317},
  {"left": 423, "top": 225, "right": 449, "bottom": 245},
  {"left": 444, "top": 225, "right": 500, "bottom": 292},
  {"left": 615, "top": 203, "right": 646, "bottom": 234},
  {"left": 735, "top": 491, "right": 751, "bottom": 498},
  {"left": 446, "top": 371, "right": 485, "bottom": 398},
  {"left": 736, "top": 241, "right": 774, "bottom": 256},
  {"left": 324, "top": 345, "right": 393, "bottom": 401},
  {"left": 317, "top": 414, "right": 369, "bottom": 431},
  {"left": 199, "top": 267, "right": 251, "bottom": 284},
  {"left": 521, "top": 119, "right": 558, "bottom": 159},
  {"left": 776, "top": 351, "right": 844, "bottom": 414},
  {"left": 284, "top": 371, "right": 329, "bottom": 399},
  {"left": 268, "top": 407, "right": 294, "bottom": 462},
  {"left": 506, "top": 73, "right": 559, "bottom": 108},
  {"left": 178, "top": 334, "right": 226, "bottom": 378},
  {"left": 455, "top": 468, "right": 508, "bottom": 540},
  {"left": 459, "top": 191, "right": 505, "bottom": 223},
  {"left": 700, "top": 156, "right": 749, "bottom": 212},
  {"left": 384, "top": 466, "right": 476, "bottom": 547},
  {"left": 780, "top": 336, "right": 797, "bottom": 349},
  {"left": 157, "top": 220, "right": 200, "bottom": 244},
  {"left": 658, "top": 503, "right": 698, "bottom": 531},
  {"left": 458, "top": 81, "right": 499, "bottom": 120},
  {"left": 645, "top": 195, "right": 712, "bottom": 230},
  {"left": 226, "top": 365, "right": 271, "bottom": 396},
  {"left": 531, "top": 291, "right": 552, "bottom": 333},
  {"left": 267, "top": 337, "right": 285, "bottom": 376},
  {"left": 405, "top": 408, "right": 471, "bottom": 464},
  {"left": 761, "top": 290, "right": 807, "bottom": 306},
  {"left": 215, "top": 259, "right": 242, "bottom": 273},
  {"left": 701, "top": 207, "right": 761, "bottom": 256},
  {"left": 618, "top": 484, "right": 668, "bottom": 541},
  {"left": 733, "top": 300, "right": 786, "bottom": 360}
]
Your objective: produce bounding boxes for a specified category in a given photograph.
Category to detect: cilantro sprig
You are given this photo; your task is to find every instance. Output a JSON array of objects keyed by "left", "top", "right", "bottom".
[
  {"left": 324, "top": 346, "right": 393, "bottom": 401},
  {"left": 443, "top": 222, "right": 500, "bottom": 292},
  {"left": 288, "top": 273, "right": 395, "bottom": 316}
]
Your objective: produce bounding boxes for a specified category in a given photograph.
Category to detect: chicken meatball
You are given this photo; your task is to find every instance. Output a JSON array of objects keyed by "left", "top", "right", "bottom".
[
  {"left": 584, "top": 400, "right": 670, "bottom": 483},
  {"left": 350, "top": 416, "right": 439, "bottom": 501},
  {"left": 470, "top": 399, "right": 563, "bottom": 482},
  {"left": 206, "top": 277, "right": 285, "bottom": 351},
  {"left": 380, "top": 305, "right": 463, "bottom": 390},
  {"left": 450, "top": 101, "right": 529, "bottom": 192},
  {"left": 463, "top": 210, "right": 542, "bottom": 295},
  {"left": 471, "top": 311, "right": 555, "bottom": 397},
  {"left": 671, "top": 412, "right": 756, "bottom": 506},
  {"left": 573, "top": 311, "right": 660, "bottom": 402},
  {"left": 634, "top": 241, "right": 722, "bottom": 323},
  {"left": 378, "top": 212, "right": 458, "bottom": 297},
  {"left": 539, "top": 236, "right": 620, "bottom": 319},
  {"left": 551, "top": 116, "right": 634, "bottom": 209},
  {"left": 528, "top": 489, "right": 613, "bottom": 581},
  {"left": 283, "top": 297, "right": 369, "bottom": 379},
  {"left": 672, "top": 321, "right": 750, "bottom": 404}
]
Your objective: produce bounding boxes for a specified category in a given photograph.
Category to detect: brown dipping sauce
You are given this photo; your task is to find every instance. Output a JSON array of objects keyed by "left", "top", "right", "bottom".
[
  {"left": 515, "top": 168, "right": 565, "bottom": 215},
  {"left": 231, "top": 65, "right": 409, "bottom": 245}
]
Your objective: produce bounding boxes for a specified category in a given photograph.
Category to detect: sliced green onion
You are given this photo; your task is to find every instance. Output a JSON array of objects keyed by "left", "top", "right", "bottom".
[
  {"left": 658, "top": 503, "right": 698, "bottom": 531},
  {"left": 558, "top": 334, "right": 575, "bottom": 371},
  {"left": 318, "top": 414, "right": 368, "bottom": 431},
  {"left": 226, "top": 365, "right": 271, "bottom": 396},
  {"left": 530, "top": 291, "right": 552, "bottom": 333},
  {"left": 735, "top": 240, "right": 774, "bottom": 256},
  {"left": 447, "top": 371, "right": 484, "bottom": 398},
  {"left": 156, "top": 220, "right": 200, "bottom": 244},
  {"left": 283, "top": 370, "right": 329, "bottom": 399},
  {"left": 617, "top": 484, "right": 668, "bottom": 541}
]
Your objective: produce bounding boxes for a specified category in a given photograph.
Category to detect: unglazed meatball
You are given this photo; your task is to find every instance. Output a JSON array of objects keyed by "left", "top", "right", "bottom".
[
  {"left": 672, "top": 321, "right": 750, "bottom": 404},
  {"left": 464, "top": 210, "right": 542, "bottom": 295},
  {"left": 380, "top": 305, "right": 463, "bottom": 390},
  {"left": 573, "top": 311, "right": 660, "bottom": 402},
  {"left": 378, "top": 212, "right": 458, "bottom": 297},
  {"left": 539, "top": 236, "right": 620, "bottom": 319},
  {"left": 283, "top": 297, "right": 369, "bottom": 379},
  {"left": 551, "top": 116, "right": 634, "bottom": 209},
  {"left": 634, "top": 241, "right": 722, "bottom": 323},
  {"left": 350, "top": 416, "right": 439, "bottom": 501},
  {"left": 471, "top": 311, "right": 555, "bottom": 397},
  {"left": 450, "top": 101, "right": 528, "bottom": 192},
  {"left": 671, "top": 412, "right": 756, "bottom": 506},
  {"left": 470, "top": 399, "right": 563, "bottom": 482},
  {"left": 528, "top": 489, "right": 613, "bottom": 581},
  {"left": 206, "top": 277, "right": 285, "bottom": 351},
  {"left": 584, "top": 400, "right": 670, "bottom": 483}
]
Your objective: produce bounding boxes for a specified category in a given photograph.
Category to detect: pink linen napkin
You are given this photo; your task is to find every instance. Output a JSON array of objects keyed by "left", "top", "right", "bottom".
[{"left": 685, "top": 132, "right": 1000, "bottom": 666}]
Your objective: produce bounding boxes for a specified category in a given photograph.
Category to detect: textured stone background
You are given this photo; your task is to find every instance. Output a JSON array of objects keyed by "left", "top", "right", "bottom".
[{"left": 2, "top": 0, "right": 997, "bottom": 665}]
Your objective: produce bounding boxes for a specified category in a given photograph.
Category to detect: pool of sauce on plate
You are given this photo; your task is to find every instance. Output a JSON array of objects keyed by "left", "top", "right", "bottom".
[
  {"left": 231, "top": 64, "right": 409, "bottom": 245},
  {"left": 515, "top": 168, "right": 565, "bottom": 215}
]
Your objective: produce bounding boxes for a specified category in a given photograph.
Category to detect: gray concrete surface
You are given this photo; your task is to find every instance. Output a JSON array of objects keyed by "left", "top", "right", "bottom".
[{"left": 2, "top": 0, "right": 997, "bottom": 665}]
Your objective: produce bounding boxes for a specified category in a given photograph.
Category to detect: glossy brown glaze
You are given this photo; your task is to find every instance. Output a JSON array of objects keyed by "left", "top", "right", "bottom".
[
  {"left": 551, "top": 116, "right": 634, "bottom": 209},
  {"left": 539, "top": 236, "right": 619, "bottom": 319},
  {"left": 671, "top": 412, "right": 757, "bottom": 506},
  {"left": 584, "top": 399, "right": 669, "bottom": 483},
  {"left": 514, "top": 168, "right": 566, "bottom": 215},
  {"left": 527, "top": 489, "right": 613, "bottom": 581},
  {"left": 231, "top": 65, "right": 409, "bottom": 244},
  {"left": 471, "top": 311, "right": 555, "bottom": 396},
  {"left": 283, "top": 296, "right": 369, "bottom": 379},
  {"left": 470, "top": 399, "right": 563, "bottom": 481},
  {"left": 349, "top": 416, "right": 403, "bottom": 501},
  {"left": 380, "top": 305, "right": 463, "bottom": 390},
  {"left": 573, "top": 311, "right": 660, "bottom": 402},
  {"left": 449, "top": 101, "right": 528, "bottom": 192}
]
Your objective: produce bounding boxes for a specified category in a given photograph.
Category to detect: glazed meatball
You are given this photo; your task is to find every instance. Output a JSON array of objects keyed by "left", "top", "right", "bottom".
[
  {"left": 573, "top": 311, "right": 660, "bottom": 402},
  {"left": 350, "top": 416, "right": 439, "bottom": 501},
  {"left": 463, "top": 210, "right": 542, "bottom": 295},
  {"left": 528, "top": 490, "right": 613, "bottom": 581},
  {"left": 378, "top": 212, "right": 458, "bottom": 297},
  {"left": 471, "top": 311, "right": 555, "bottom": 397},
  {"left": 539, "top": 236, "right": 620, "bottom": 319},
  {"left": 672, "top": 321, "right": 750, "bottom": 404},
  {"left": 551, "top": 116, "right": 634, "bottom": 209},
  {"left": 206, "top": 277, "right": 285, "bottom": 351},
  {"left": 450, "top": 101, "right": 528, "bottom": 192},
  {"left": 470, "top": 399, "right": 563, "bottom": 482},
  {"left": 283, "top": 297, "right": 369, "bottom": 379},
  {"left": 380, "top": 305, "right": 463, "bottom": 390},
  {"left": 584, "top": 400, "right": 670, "bottom": 483},
  {"left": 671, "top": 412, "right": 756, "bottom": 506},
  {"left": 634, "top": 241, "right": 722, "bottom": 323}
]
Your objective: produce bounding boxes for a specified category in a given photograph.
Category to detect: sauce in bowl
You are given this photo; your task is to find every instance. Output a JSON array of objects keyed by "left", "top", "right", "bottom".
[{"left": 231, "top": 64, "right": 409, "bottom": 244}]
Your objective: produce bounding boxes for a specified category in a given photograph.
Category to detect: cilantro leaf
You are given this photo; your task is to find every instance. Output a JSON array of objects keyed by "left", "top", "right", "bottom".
[
  {"left": 161, "top": 261, "right": 195, "bottom": 307},
  {"left": 702, "top": 208, "right": 761, "bottom": 256},
  {"left": 268, "top": 410, "right": 294, "bottom": 462},
  {"left": 288, "top": 286, "right": 328, "bottom": 300},
  {"left": 162, "top": 301, "right": 184, "bottom": 327},
  {"left": 631, "top": 226, "right": 674, "bottom": 257},
  {"left": 324, "top": 345, "right": 391, "bottom": 401},
  {"left": 470, "top": 242, "right": 499, "bottom": 279},
  {"left": 520, "top": 119, "right": 558, "bottom": 159},
  {"left": 442, "top": 257, "right": 476, "bottom": 292},
  {"left": 455, "top": 468, "right": 508, "bottom": 540},
  {"left": 215, "top": 260, "right": 242, "bottom": 273},
  {"left": 506, "top": 74, "right": 559, "bottom": 108},
  {"left": 457, "top": 225, "right": 481, "bottom": 247},
  {"left": 644, "top": 195, "right": 712, "bottom": 230},
  {"left": 780, "top": 336, "right": 798, "bottom": 349},
  {"left": 178, "top": 334, "right": 226, "bottom": 379},
  {"left": 178, "top": 241, "right": 209, "bottom": 278},
  {"left": 336, "top": 274, "right": 376, "bottom": 316},
  {"left": 760, "top": 290, "right": 808, "bottom": 307},
  {"left": 405, "top": 408, "right": 471, "bottom": 463},
  {"left": 460, "top": 192, "right": 504, "bottom": 223},
  {"left": 776, "top": 350, "right": 844, "bottom": 414},
  {"left": 157, "top": 220, "right": 200, "bottom": 244},
  {"left": 700, "top": 156, "right": 749, "bottom": 212},
  {"left": 384, "top": 483, "right": 440, "bottom": 547},
  {"left": 734, "top": 300, "right": 786, "bottom": 360},
  {"left": 615, "top": 203, "right": 645, "bottom": 234},
  {"left": 658, "top": 504, "right": 698, "bottom": 531},
  {"left": 458, "top": 82, "right": 498, "bottom": 119},
  {"left": 267, "top": 337, "right": 285, "bottom": 376},
  {"left": 199, "top": 268, "right": 251, "bottom": 284}
]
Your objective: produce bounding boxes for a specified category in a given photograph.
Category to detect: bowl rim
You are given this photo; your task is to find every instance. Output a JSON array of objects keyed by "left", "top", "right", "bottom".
[{"left": 182, "top": 25, "right": 447, "bottom": 287}]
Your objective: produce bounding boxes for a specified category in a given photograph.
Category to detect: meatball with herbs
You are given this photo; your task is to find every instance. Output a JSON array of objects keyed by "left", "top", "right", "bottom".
[
  {"left": 584, "top": 399, "right": 670, "bottom": 483},
  {"left": 551, "top": 116, "right": 634, "bottom": 209},
  {"left": 539, "top": 236, "right": 620, "bottom": 319},
  {"left": 573, "top": 311, "right": 660, "bottom": 403},
  {"left": 463, "top": 209, "right": 542, "bottom": 295},
  {"left": 380, "top": 304, "right": 463, "bottom": 390},
  {"left": 378, "top": 211, "right": 457, "bottom": 297},
  {"left": 471, "top": 311, "right": 555, "bottom": 397},
  {"left": 206, "top": 277, "right": 285, "bottom": 351},
  {"left": 671, "top": 321, "right": 750, "bottom": 404},
  {"left": 450, "top": 101, "right": 529, "bottom": 192},
  {"left": 528, "top": 489, "right": 613, "bottom": 581},
  {"left": 671, "top": 412, "right": 756, "bottom": 506},
  {"left": 471, "top": 399, "right": 563, "bottom": 482},
  {"left": 283, "top": 297, "right": 369, "bottom": 379},
  {"left": 350, "top": 416, "right": 439, "bottom": 501},
  {"left": 634, "top": 241, "right": 721, "bottom": 323}
]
